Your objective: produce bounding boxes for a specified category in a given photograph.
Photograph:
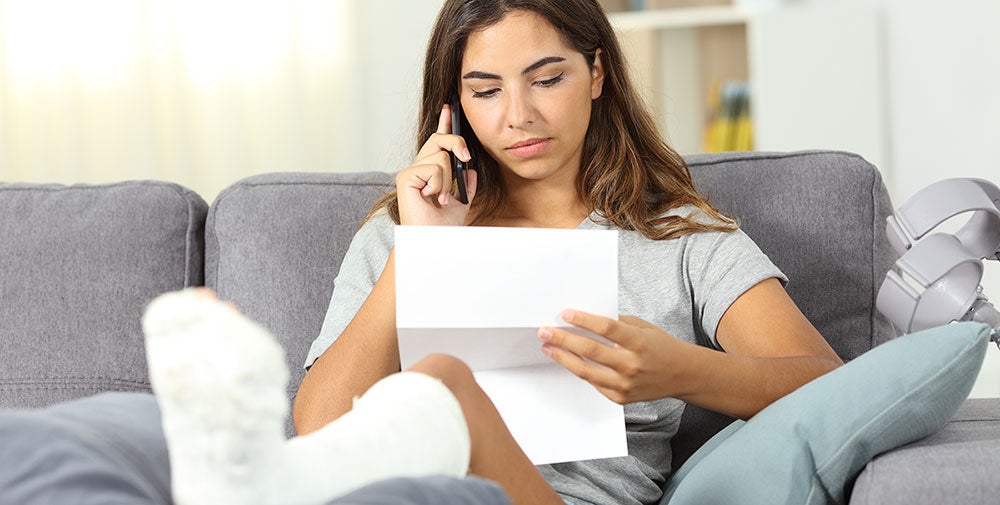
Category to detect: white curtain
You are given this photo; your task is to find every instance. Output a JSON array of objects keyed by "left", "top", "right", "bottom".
[{"left": 0, "top": 0, "right": 354, "bottom": 200}]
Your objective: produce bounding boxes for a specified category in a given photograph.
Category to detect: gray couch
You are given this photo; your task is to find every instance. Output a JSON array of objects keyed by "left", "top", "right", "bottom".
[{"left": 2, "top": 150, "right": 998, "bottom": 503}]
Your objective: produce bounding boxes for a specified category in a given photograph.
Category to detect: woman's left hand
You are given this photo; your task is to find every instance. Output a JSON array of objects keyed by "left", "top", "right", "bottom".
[{"left": 538, "top": 310, "right": 685, "bottom": 405}]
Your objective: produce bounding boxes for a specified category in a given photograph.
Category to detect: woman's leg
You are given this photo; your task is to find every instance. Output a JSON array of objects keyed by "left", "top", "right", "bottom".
[
  {"left": 0, "top": 392, "right": 171, "bottom": 505},
  {"left": 143, "top": 289, "right": 292, "bottom": 505},
  {"left": 407, "top": 355, "right": 565, "bottom": 505},
  {"left": 143, "top": 289, "right": 483, "bottom": 505},
  {"left": 143, "top": 288, "right": 561, "bottom": 505}
]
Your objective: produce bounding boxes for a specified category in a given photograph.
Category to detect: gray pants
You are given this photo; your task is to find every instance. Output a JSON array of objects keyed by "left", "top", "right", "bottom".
[{"left": 0, "top": 392, "right": 510, "bottom": 505}]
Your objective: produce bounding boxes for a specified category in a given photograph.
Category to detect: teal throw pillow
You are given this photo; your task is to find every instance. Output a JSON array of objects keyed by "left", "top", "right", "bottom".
[{"left": 661, "top": 321, "right": 991, "bottom": 505}]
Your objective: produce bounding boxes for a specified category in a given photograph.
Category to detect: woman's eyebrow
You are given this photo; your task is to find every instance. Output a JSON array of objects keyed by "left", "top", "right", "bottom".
[
  {"left": 463, "top": 70, "right": 501, "bottom": 80},
  {"left": 462, "top": 56, "right": 567, "bottom": 81},
  {"left": 522, "top": 56, "right": 565, "bottom": 75}
]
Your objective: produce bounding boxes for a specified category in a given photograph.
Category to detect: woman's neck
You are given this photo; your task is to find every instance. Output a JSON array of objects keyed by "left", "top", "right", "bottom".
[{"left": 492, "top": 177, "right": 591, "bottom": 229}]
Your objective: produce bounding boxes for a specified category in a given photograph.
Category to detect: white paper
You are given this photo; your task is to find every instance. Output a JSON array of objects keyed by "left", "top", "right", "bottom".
[{"left": 395, "top": 225, "right": 627, "bottom": 465}]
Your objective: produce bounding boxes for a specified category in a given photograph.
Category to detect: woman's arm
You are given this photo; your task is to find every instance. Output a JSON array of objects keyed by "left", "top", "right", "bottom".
[
  {"left": 539, "top": 278, "right": 843, "bottom": 420},
  {"left": 295, "top": 105, "right": 476, "bottom": 435},
  {"left": 679, "top": 277, "right": 842, "bottom": 419},
  {"left": 294, "top": 249, "right": 399, "bottom": 435}
]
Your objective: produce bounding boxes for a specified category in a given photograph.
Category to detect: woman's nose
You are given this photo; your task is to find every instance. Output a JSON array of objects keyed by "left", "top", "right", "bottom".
[{"left": 504, "top": 89, "right": 536, "bottom": 129}]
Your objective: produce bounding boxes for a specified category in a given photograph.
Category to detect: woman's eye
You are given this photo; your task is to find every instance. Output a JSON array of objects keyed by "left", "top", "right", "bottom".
[
  {"left": 472, "top": 88, "right": 500, "bottom": 99},
  {"left": 536, "top": 73, "right": 564, "bottom": 87}
]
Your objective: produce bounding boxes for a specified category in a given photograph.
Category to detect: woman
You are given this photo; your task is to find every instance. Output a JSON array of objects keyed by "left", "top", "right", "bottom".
[{"left": 295, "top": 1, "right": 843, "bottom": 504}]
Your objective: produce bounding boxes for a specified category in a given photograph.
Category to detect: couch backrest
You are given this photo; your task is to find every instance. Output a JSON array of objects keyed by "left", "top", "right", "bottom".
[
  {"left": 0, "top": 150, "right": 896, "bottom": 454},
  {"left": 205, "top": 172, "right": 393, "bottom": 435},
  {"left": 688, "top": 150, "right": 897, "bottom": 358},
  {"left": 0, "top": 181, "right": 207, "bottom": 409},
  {"left": 205, "top": 150, "right": 897, "bottom": 441}
]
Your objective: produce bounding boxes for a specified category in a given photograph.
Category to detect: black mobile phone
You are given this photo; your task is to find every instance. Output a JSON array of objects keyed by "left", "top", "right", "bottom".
[{"left": 451, "top": 99, "right": 469, "bottom": 204}]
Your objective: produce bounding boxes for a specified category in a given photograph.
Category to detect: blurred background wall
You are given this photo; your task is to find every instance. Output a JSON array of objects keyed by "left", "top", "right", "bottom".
[{"left": 0, "top": 0, "right": 440, "bottom": 200}]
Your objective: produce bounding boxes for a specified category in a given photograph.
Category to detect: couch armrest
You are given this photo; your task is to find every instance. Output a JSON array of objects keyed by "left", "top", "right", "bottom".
[{"left": 850, "top": 397, "right": 1000, "bottom": 504}]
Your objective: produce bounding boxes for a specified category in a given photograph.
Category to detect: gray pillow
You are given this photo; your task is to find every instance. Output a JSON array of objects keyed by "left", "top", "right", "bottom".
[
  {"left": 324, "top": 476, "right": 511, "bottom": 505},
  {"left": 0, "top": 181, "right": 207, "bottom": 408},
  {"left": 0, "top": 392, "right": 171, "bottom": 505}
]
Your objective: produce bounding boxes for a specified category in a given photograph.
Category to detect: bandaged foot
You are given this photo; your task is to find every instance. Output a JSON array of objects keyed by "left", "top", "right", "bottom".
[{"left": 143, "top": 289, "right": 471, "bottom": 505}]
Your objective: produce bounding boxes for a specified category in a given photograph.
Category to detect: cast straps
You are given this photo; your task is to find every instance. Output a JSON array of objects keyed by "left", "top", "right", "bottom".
[
  {"left": 877, "top": 178, "right": 1000, "bottom": 338},
  {"left": 885, "top": 178, "right": 1000, "bottom": 260}
]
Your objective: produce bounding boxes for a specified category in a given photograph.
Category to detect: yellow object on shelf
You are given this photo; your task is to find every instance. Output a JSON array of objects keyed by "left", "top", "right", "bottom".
[{"left": 703, "top": 80, "right": 752, "bottom": 153}]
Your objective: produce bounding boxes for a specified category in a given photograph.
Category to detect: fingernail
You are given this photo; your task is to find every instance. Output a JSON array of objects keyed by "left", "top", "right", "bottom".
[
  {"left": 538, "top": 328, "right": 552, "bottom": 341},
  {"left": 461, "top": 148, "right": 471, "bottom": 161},
  {"left": 441, "top": 193, "right": 450, "bottom": 205},
  {"left": 541, "top": 344, "right": 553, "bottom": 357},
  {"left": 562, "top": 310, "right": 575, "bottom": 323}
]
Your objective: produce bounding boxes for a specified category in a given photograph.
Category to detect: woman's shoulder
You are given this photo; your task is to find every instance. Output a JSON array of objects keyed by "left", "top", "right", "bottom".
[
  {"left": 360, "top": 208, "right": 395, "bottom": 229},
  {"left": 584, "top": 205, "right": 737, "bottom": 236},
  {"left": 358, "top": 208, "right": 396, "bottom": 233},
  {"left": 350, "top": 209, "right": 396, "bottom": 251},
  {"left": 659, "top": 204, "right": 730, "bottom": 227}
]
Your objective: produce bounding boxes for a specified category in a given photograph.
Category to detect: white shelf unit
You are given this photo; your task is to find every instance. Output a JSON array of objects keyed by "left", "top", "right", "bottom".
[
  {"left": 609, "top": 5, "right": 890, "bottom": 176},
  {"left": 609, "top": 6, "right": 751, "bottom": 29}
]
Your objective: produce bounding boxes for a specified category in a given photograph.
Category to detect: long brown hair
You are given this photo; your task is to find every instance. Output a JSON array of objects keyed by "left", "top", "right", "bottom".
[{"left": 366, "top": 0, "right": 736, "bottom": 239}]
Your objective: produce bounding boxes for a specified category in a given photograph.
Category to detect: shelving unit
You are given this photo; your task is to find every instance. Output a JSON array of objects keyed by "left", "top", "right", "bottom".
[
  {"left": 609, "top": 6, "right": 753, "bottom": 155},
  {"left": 606, "top": 4, "right": 890, "bottom": 175},
  {"left": 609, "top": 5, "right": 750, "bottom": 29}
]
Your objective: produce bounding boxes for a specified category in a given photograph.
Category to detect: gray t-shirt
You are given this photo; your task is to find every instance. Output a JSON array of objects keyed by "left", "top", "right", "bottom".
[{"left": 305, "top": 208, "right": 785, "bottom": 505}]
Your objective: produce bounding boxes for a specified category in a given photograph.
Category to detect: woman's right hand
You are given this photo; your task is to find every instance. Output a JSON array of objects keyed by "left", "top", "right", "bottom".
[{"left": 396, "top": 103, "right": 478, "bottom": 226}]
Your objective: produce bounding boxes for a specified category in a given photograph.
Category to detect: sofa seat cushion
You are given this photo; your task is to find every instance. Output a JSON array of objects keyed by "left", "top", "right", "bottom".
[
  {"left": 0, "top": 181, "right": 207, "bottom": 408},
  {"left": 850, "top": 397, "right": 1000, "bottom": 505}
]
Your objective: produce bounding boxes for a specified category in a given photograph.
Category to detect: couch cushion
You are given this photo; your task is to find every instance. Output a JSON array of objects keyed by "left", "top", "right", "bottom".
[
  {"left": 660, "top": 321, "right": 990, "bottom": 505},
  {"left": 0, "top": 181, "right": 207, "bottom": 408},
  {"left": 674, "top": 150, "right": 898, "bottom": 472},
  {"left": 205, "top": 171, "right": 393, "bottom": 435},
  {"left": 687, "top": 150, "right": 897, "bottom": 359},
  {"left": 0, "top": 392, "right": 171, "bottom": 505}
]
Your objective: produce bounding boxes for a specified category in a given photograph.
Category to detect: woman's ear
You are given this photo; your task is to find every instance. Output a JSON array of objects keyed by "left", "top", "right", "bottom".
[{"left": 591, "top": 48, "right": 606, "bottom": 100}]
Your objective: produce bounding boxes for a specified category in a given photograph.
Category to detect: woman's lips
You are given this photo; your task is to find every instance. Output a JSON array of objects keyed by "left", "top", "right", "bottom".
[{"left": 505, "top": 138, "right": 551, "bottom": 158}]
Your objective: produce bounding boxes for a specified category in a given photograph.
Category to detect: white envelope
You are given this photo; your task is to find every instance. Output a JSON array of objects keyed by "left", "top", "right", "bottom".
[{"left": 394, "top": 225, "right": 627, "bottom": 465}]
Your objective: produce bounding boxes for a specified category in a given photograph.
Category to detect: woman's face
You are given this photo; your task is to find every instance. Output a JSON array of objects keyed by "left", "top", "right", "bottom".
[{"left": 459, "top": 10, "right": 604, "bottom": 185}]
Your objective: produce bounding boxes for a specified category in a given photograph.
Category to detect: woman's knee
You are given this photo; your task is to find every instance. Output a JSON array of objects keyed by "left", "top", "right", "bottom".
[
  {"left": 406, "top": 354, "right": 490, "bottom": 409},
  {"left": 408, "top": 354, "right": 475, "bottom": 385}
]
